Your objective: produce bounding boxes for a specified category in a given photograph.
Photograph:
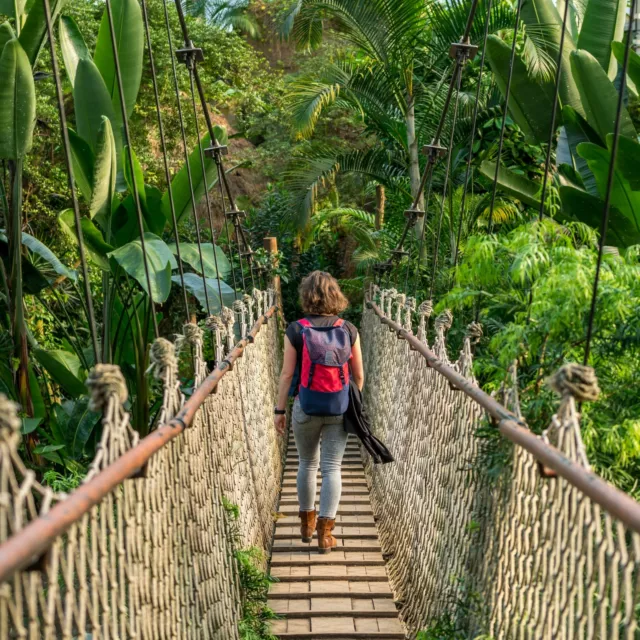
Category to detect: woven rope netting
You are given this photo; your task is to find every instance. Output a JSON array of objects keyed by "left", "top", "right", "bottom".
[
  {"left": 0, "top": 292, "right": 283, "bottom": 639},
  {"left": 361, "top": 290, "right": 640, "bottom": 639}
]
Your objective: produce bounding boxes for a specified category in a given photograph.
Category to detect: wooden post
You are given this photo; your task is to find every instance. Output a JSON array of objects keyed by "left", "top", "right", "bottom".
[{"left": 264, "top": 237, "right": 285, "bottom": 325}]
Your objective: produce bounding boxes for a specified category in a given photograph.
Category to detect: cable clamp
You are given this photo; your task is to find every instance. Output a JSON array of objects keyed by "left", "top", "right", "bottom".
[
  {"left": 422, "top": 141, "right": 448, "bottom": 161},
  {"left": 449, "top": 40, "right": 478, "bottom": 63},
  {"left": 204, "top": 142, "right": 229, "bottom": 157},
  {"left": 225, "top": 208, "right": 246, "bottom": 223},
  {"left": 390, "top": 249, "right": 409, "bottom": 262},
  {"left": 404, "top": 208, "right": 424, "bottom": 221},
  {"left": 175, "top": 43, "right": 204, "bottom": 68}
]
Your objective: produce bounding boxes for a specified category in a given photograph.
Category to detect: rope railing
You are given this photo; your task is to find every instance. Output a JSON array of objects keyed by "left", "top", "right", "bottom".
[
  {"left": 362, "top": 290, "right": 640, "bottom": 637},
  {"left": 0, "top": 298, "right": 283, "bottom": 638}
]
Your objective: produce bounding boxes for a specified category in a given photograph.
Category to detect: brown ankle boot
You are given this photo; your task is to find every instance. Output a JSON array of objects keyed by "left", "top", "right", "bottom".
[
  {"left": 299, "top": 510, "right": 316, "bottom": 543},
  {"left": 316, "top": 517, "right": 338, "bottom": 554}
]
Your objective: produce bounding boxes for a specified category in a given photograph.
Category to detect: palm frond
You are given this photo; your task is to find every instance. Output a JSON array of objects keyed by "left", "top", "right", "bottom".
[
  {"left": 284, "top": 147, "right": 409, "bottom": 229},
  {"left": 522, "top": 23, "right": 560, "bottom": 83}
]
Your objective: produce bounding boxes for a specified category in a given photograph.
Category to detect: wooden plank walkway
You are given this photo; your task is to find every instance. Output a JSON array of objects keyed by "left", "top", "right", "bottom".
[{"left": 268, "top": 433, "right": 404, "bottom": 639}]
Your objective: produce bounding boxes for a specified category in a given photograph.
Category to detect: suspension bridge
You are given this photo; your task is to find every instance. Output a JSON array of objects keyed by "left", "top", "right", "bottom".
[{"left": 1, "top": 0, "right": 640, "bottom": 636}]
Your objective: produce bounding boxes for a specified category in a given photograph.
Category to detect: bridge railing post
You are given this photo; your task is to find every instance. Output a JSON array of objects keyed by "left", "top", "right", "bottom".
[{"left": 263, "top": 236, "right": 285, "bottom": 326}]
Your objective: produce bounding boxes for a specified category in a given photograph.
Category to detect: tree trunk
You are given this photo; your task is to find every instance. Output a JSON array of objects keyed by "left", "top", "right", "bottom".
[
  {"left": 406, "top": 96, "right": 426, "bottom": 257},
  {"left": 375, "top": 184, "right": 385, "bottom": 230},
  {"left": 406, "top": 96, "right": 423, "bottom": 211}
]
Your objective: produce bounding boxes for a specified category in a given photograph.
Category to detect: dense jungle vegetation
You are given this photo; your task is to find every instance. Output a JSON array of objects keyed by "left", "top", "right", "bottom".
[{"left": 1, "top": 0, "right": 640, "bottom": 578}]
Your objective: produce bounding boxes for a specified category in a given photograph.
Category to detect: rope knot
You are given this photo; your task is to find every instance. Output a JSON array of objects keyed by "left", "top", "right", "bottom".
[
  {"left": 232, "top": 299, "right": 245, "bottom": 313},
  {"left": 86, "top": 364, "right": 128, "bottom": 412},
  {"left": 183, "top": 323, "right": 203, "bottom": 345},
  {"left": 149, "top": 338, "right": 177, "bottom": 378},
  {"left": 205, "top": 315, "right": 224, "bottom": 331},
  {"left": 465, "top": 321, "right": 483, "bottom": 344},
  {"left": 434, "top": 309, "right": 453, "bottom": 333},
  {"left": 221, "top": 306, "right": 235, "bottom": 325},
  {"left": 0, "top": 394, "right": 21, "bottom": 447},
  {"left": 243, "top": 293, "right": 252, "bottom": 305},
  {"left": 549, "top": 364, "right": 600, "bottom": 402},
  {"left": 404, "top": 296, "right": 416, "bottom": 310},
  {"left": 396, "top": 293, "right": 406, "bottom": 306},
  {"left": 418, "top": 299, "right": 433, "bottom": 317}
]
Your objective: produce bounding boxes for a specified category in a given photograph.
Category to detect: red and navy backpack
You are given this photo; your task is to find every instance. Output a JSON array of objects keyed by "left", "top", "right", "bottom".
[{"left": 297, "top": 318, "right": 352, "bottom": 416}]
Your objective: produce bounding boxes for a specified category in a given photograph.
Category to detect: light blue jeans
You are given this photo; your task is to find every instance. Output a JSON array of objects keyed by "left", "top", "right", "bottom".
[{"left": 292, "top": 399, "right": 348, "bottom": 519}]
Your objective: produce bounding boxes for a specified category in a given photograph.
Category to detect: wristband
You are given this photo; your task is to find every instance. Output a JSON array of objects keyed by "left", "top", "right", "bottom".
[{"left": 274, "top": 408, "right": 286, "bottom": 415}]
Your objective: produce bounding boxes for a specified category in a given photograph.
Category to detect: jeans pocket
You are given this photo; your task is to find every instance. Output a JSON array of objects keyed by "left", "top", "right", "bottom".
[{"left": 293, "top": 400, "right": 312, "bottom": 425}]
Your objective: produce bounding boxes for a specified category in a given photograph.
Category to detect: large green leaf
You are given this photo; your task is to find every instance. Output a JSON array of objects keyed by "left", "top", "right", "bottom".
[
  {"left": 559, "top": 186, "right": 640, "bottom": 247},
  {"left": 18, "top": 0, "right": 66, "bottom": 66},
  {"left": 33, "top": 348, "right": 87, "bottom": 398},
  {"left": 67, "top": 128, "right": 94, "bottom": 202},
  {"left": 479, "top": 160, "right": 541, "bottom": 208},
  {"left": 74, "top": 58, "right": 118, "bottom": 152},
  {"left": 22, "top": 232, "right": 77, "bottom": 281},
  {"left": 570, "top": 49, "right": 636, "bottom": 143},
  {"left": 577, "top": 0, "right": 625, "bottom": 79},
  {"left": 28, "top": 364, "right": 45, "bottom": 418},
  {"left": 577, "top": 141, "right": 640, "bottom": 242},
  {"left": 90, "top": 117, "right": 117, "bottom": 227},
  {"left": 485, "top": 35, "right": 555, "bottom": 142},
  {"left": 169, "top": 242, "right": 231, "bottom": 279},
  {"left": 59, "top": 15, "right": 90, "bottom": 86},
  {"left": 612, "top": 42, "right": 640, "bottom": 96},
  {"left": 108, "top": 232, "right": 176, "bottom": 303},
  {"left": 561, "top": 105, "right": 600, "bottom": 196},
  {"left": 59, "top": 209, "right": 113, "bottom": 270},
  {"left": 0, "top": 22, "right": 15, "bottom": 52},
  {"left": 0, "top": 38, "right": 35, "bottom": 159},
  {"left": 520, "top": 0, "right": 582, "bottom": 115},
  {"left": 609, "top": 134, "right": 640, "bottom": 191},
  {"left": 164, "top": 133, "right": 219, "bottom": 224},
  {"left": 66, "top": 397, "right": 100, "bottom": 458},
  {"left": 142, "top": 185, "right": 167, "bottom": 236},
  {"left": 172, "top": 272, "right": 236, "bottom": 314},
  {"left": 123, "top": 146, "right": 147, "bottom": 210},
  {"left": 93, "top": 0, "right": 143, "bottom": 122}
]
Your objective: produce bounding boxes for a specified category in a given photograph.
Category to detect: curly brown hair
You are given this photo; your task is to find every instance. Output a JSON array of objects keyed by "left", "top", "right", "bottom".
[{"left": 299, "top": 271, "right": 348, "bottom": 316}]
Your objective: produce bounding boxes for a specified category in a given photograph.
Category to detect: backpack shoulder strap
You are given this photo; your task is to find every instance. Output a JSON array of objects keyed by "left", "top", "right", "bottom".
[
  {"left": 297, "top": 318, "right": 312, "bottom": 328},
  {"left": 332, "top": 318, "right": 345, "bottom": 327}
]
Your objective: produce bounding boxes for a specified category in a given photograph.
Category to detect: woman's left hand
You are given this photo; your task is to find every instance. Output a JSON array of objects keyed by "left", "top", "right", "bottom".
[{"left": 275, "top": 414, "right": 286, "bottom": 435}]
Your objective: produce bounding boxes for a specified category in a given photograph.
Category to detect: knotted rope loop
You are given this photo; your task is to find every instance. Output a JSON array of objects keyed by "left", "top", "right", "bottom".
[
  {"left": 418, "top": 299, "right": 433, "bottom": 318},
  {"left": 149, "top": 338, "right": 178, "bottom": 380},
  {"left": 465, "top": 321, "right": 483, "bottom": 345},
  {"left": 232, "top": 299, "right": 246, "bottom": 313},
  {"left": 205, "top": 315, "right": 224, "bottom": 331},
  {"left": 434, "top": 309, "right": 453, "bottom": 334},
  {"left": 252, "top": 287, "right": 263, "bottom": 316},
  {"left": 0, "top": 394, "right": 21, "bottom": 449},
  {"left": 394, "top": 293, "right": 406, "bottom": 325},
  {"left": 86, "top": 364, "right": 128, "bottom": 412},
  {"left": 549, "top": 364, "right": 600, "bottom": 403}
]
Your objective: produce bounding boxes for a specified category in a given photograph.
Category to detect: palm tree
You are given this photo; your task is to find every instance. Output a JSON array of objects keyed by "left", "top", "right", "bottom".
[
  {"left": 282, "top": 0, "right": 514, "bottom": 228},
  {"left": 184, "top": 0, "right": 260, "bottom": 37}
]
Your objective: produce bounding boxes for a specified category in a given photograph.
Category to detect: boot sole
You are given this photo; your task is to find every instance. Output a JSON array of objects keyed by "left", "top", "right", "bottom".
[
  {"left": 301, "top": 536, "right": 312, "bottom": 543},
  {"left": 318, "top": 547, "right": 332, "bottom": 554}
]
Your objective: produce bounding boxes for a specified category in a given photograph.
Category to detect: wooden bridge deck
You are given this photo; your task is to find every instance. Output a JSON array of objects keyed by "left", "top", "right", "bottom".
[{"left": 268, "top": 433, "right": 404, "bottom": 639}]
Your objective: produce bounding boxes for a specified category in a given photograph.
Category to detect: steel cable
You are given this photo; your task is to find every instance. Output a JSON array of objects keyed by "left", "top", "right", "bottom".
[
  {"left": 42, "top": 0, "right": 100, "bottom": 362},
  {"left": 140, "top": 0, "right": 190, "bottom": 322},
  {"left": 583, "top": 0, "right": 638, "bottom": 365},
  {"left": 159, "top": 0, "right": 213, "bottom": 316}
]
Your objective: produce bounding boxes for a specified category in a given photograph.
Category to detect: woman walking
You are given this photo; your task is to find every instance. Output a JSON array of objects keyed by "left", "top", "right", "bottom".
[{"left": 274, "top": 271, "right": 364, "bottom": 553}]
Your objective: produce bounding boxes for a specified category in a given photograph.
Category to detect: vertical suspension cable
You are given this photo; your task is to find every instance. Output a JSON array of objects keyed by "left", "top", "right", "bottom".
[
  {"left": 215, "top": 164, "right": 240, "bottom": 299},
  {"left": 487, "top": 0, "right": 524, "bottom": 233},
  {"left": 429, "top": 66, "right": 463, "bottom": 301},
  {"left": 104, "top": 0, "right": 159, "bottom": 337},
  {"left": 42, "top": 0, "right": 100, "bottom": 363},
  {"left": 186, "top": 69, "right": 226, "bottom": 306},
  {"left": 140, "top": 0, "right": 189, "bottom": 322},
  {"left": 160, "top": 0, "right": 212, "bottom": 316},
  {"left": 537, "top": 0, "right": 571, "bottom": 222},
  {"left": 171, "top": 0, "right": 257, "bottom": 296},
  {"left": 583, "top": 0, "right": 637, "bottom": 365},
  {"left": 453, "top": 0, "right": 494, "bottom": 268}
]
